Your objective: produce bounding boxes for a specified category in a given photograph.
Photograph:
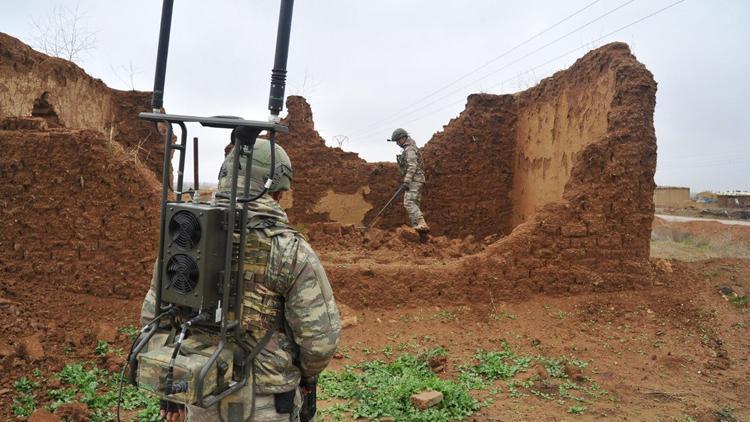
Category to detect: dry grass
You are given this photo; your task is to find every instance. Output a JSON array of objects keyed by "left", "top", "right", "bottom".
[{"left": 651, "top": 224, "right": 750, "bottom": 261}]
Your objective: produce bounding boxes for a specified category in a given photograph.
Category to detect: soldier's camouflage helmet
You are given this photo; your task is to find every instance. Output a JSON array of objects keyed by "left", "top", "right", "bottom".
[
  {"left": 250, "top": 138, "right": 292, "bottom": 192},
  {"left": 388, "top": 128, "right": 408, "bottom": 143}
]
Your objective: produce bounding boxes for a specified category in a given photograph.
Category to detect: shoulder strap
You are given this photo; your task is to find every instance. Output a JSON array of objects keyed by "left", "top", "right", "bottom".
[{"left": 244, "top": 313, "right": 281, "bottom": 365}]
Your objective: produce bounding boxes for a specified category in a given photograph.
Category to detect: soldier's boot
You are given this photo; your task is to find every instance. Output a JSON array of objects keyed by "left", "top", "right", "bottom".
[{"left": 414, "top": 219, "right": 430, "bottom": 233}]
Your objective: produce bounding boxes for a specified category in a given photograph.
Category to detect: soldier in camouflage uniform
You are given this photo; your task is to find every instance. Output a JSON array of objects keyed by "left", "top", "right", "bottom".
[
  {"left": 140, "top": 138, "right": 341, "bottom": 421},
  {"left": 388, "top": 128, "right": 429, "bottom": 232}
]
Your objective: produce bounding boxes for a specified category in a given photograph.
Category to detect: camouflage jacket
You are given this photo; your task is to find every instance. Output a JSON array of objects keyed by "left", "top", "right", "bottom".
[
  {"left": 141, "top": 198, "right": 341, "bottom": 395},
  {"left": 399, "top": 137, "right": 425, "bottom": 184}
]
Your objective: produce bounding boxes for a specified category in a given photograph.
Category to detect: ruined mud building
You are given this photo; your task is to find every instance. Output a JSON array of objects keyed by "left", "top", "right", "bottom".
[
  {"left": 281, "top": 42, "right": 658, "bottom": 298},
  {"left": 0, "top": 33, "right": 657, "bottom": 307}
]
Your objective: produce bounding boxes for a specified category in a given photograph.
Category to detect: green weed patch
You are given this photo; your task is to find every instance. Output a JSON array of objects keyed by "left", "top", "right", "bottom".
[
  {"left": 319, "top": 344, "right": 610, "bottom": 420},
  {"left": 11, "top": 360, "right": 159, "bottom": 421},
  {"left": 319, "top": 349, "right": 479, "bottom": 421}
]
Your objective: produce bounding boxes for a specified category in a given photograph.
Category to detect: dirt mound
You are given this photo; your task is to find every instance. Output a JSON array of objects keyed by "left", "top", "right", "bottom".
[
  {"left": 653, "top": 217, "right": 750, "bottom": 244},
  {"left": 0, "top": 127, "right": 161, "bottom": 298},
  {"left": 306, "top": 222, "right": 486, "bottom": 259},
  {"left": 652, "top": 217, "right": 750, "bottom": 261}
]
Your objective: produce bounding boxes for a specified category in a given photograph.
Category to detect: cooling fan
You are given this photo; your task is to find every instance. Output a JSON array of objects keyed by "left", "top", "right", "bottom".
[
  {"left": 169, "top": 210, "right": 202, "bottom": 250},
  {"left": 166, "top": 254, "right": 199, "bottom": 293}
]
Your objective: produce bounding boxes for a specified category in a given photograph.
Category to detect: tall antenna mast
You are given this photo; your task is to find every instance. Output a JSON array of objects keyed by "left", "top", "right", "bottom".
[
  {"left": 268, "top": 0, "right": 295, "bottom": 121},
  {"left": 151, "top": 0, "right": 174, "bottom": 112}
]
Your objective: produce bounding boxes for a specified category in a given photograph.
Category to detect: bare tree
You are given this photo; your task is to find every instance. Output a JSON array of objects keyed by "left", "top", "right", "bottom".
[
  {"left": 111, "top": 60, "right": 142, "bottom": 90},
  {"left": 31, "top": 1, "right": 96, "bottom": 63}
]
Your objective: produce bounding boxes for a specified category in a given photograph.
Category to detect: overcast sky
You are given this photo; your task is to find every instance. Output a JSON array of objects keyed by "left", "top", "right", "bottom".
[{"left": 3, "top": 0, "right": 748, "bottom": 192}]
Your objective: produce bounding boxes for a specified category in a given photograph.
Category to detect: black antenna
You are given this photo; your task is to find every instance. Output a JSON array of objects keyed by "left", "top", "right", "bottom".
[
  {"left": 151, "top": 0, "right": 175, "bottom": 112},
  {"left": 268, "top": 0, "right": 295, "bottom": 121}
]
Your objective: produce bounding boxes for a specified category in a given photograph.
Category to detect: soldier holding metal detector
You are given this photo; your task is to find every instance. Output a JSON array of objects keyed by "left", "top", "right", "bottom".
[
  {"left": 123, "top": 1, "right": 340, "bottom": 421},
  {"left": 387, "top": 128, "right": 429, "bottom": 233}
]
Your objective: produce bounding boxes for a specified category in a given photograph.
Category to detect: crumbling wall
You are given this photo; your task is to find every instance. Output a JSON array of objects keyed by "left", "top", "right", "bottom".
[
  {"left": 420, "top": 94, "right": 516, "bottom": 238},
  {"left": 464, "top": 43, "right": 657, "bottom": 294},
  {"left": 0, "top": 33, "right": 165, "bottom": 178},
  {"left": 0, "top": 126, "right": 162, "bottom": 299},
  {"left": 277, "top": 95, "right": 518, "bottom": 236},
  {"left": 277, "top": 96, "right": 403, "bottom": 227}
]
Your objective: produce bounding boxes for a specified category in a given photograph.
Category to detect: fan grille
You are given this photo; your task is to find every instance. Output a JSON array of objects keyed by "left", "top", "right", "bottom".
[
  {"left": 169, "top": 211, "right": 201, "bottom": 250},
  {"left": 166, "top": 254, "right": 199, "bottom": 294}
]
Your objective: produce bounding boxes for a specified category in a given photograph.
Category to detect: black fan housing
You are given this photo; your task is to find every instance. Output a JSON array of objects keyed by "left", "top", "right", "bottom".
[
  {"left": 166, "top": 254, "right": 199, "bottom": 294},
  {"left": 169, "top": 210, "right": 202, "bottom": 250},
  {"left": 161, "top": 203, "right": 227, "bottom": 309}
]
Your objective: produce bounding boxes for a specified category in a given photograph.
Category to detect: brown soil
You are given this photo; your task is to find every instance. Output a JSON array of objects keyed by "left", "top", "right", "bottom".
[
  {"left": 329, "top": 258, "right": 750, "bottom": 421},
  {"left": 653, "top": 217, "right": 750, "bottom": 245}
]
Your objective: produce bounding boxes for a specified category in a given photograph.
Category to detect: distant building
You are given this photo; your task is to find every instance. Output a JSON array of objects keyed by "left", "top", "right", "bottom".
[
  {"left": 653, "top": 186, "right": 690, "bottom": 208},
  {"left": 695, "top": 191, "right": 718, "bottom": 204},
  {"left": 716, "top": 191, "right": 750, "bottom": 208}
]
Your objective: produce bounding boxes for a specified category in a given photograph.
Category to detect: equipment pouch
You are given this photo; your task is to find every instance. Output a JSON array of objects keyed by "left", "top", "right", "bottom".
[
  {"left": 137, "top": 337, "right": 234, "bottom": 405},
  {"left": 396, "top": 153, "right": 406, "bottom": 176},
  {"left": 274, "top": 389, "right": 296, "bottom": 413},
  {"left": 218, "top": 368, "right": 255, "bottom": 422}
]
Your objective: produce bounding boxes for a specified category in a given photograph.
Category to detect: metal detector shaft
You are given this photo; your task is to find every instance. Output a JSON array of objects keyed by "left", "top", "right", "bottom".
[{"left": 366, "top": 184, "right": 406, "bottom": 229}]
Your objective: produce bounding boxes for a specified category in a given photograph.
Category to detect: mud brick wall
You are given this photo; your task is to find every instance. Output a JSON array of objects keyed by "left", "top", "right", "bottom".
[
  {"left": 0, "top": 128, "right": 161, "bottom": 299},
  {"left": 277, "top": 94, "right": 518, "bottom": 238},
  {"left": 512, "top": 52, "right": 615, "bottom": 226},
  {"left": 0, "top": 33, "right": 165, "bottom": 178},
  {"left": 421, "top": 94, "right": 517, "bottom": 238},
  {"left": 460, "top": 42, "right": 657, "bottom": 295}
]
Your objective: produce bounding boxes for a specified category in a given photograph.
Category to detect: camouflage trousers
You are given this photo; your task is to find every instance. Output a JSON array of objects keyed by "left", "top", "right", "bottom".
[
  {"left": 403, "top": 181, "right": 426, "bottom": 227},
  {"left": 186, "top": 388, "right": 305, "bottom": 422}
]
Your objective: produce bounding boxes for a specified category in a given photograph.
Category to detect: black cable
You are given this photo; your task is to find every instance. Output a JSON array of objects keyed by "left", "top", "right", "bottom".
[
  {"left": 115, "top": 337, "right": 139, "bottom": 422},
  {"left": 116, "top": 307, "right": 176, "bottom": 421},
  {"left": 164, "top": 313, "right": 209, "bottom": 395}
]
